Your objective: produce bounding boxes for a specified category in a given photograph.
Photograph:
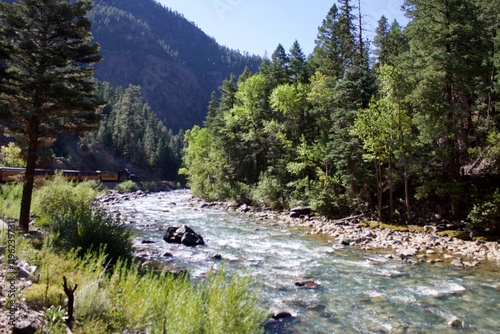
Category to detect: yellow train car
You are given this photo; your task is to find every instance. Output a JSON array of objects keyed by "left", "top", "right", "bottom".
[
  {"left": 78, "top": 170, "right": 101, "bottom": 181},
  {"left": 0, "top": 167, "right": 25, "bottom": 182},
  {"left": 0, "top": 167, "right": 123, "bottom": 183},
  {"left": 98, "top": 171, "right": 120, "bottom": 182}
]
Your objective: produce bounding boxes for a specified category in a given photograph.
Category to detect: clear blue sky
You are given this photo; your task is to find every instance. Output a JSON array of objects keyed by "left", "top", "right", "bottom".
[{"left": 157, "top": 1, "right": 408, "bottom": 57}]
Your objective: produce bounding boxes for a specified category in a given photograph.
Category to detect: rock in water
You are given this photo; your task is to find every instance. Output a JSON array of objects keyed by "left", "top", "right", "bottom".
[
  {"left": 295, "top": 280, "right": 321, "bottom": 289},
  {"left": 163, "top": 224, "right": 205, "bottom": 246},
  {"left": 448, "top": 318, "right": 463, "bottom": 328},
  {"left": 272, "top": 311, "right": 293, "bottom": 320}
]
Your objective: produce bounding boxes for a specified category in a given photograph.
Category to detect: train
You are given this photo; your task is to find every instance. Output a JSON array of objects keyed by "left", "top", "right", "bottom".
[{"left": 0, "top": 167, "right": 135, "bottom": 183}]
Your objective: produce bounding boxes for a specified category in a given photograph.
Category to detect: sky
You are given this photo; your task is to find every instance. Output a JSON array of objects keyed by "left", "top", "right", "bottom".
[{"left": 157, "top": 1, "right": 409, "bottom": 57}]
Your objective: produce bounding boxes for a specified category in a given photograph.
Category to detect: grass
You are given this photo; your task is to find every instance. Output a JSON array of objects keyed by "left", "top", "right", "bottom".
[
  {"left": 12, "top": 238, "right": 266, "bottom": 333},
  {"left": 0, "top": 183, "right": 23, "bottom": 219}
]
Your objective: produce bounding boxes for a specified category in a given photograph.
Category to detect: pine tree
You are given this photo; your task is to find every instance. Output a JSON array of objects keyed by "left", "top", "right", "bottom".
[
  {"left": 373, "top": 16, "right": 390, "bottom": 66},
  {"left": 0, "top": 0, "right": 102, "bottom": 231},
  {"left": 313, "top": 4, "right": 343, "bottom": 79},
  {"left": 404, "top": 0, "right": 490, "bottom": 220},
  {"left": 261, "top": 44, "right": 290, "bottom": 88},
  {"left": 385, "top": 20, "right": 408, "bottom": 65},
  {"left": 289, "top": 40, "right": 309, "bottom": 84}
]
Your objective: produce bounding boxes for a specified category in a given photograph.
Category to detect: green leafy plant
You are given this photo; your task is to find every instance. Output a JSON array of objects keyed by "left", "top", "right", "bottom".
[
  {"left": 33, "top": 176, "right": 132, "bottom": 265},
  {"left": 115, "top": 180, "right": 139, "bottom": 193},
  {"left": 467, "top": 189, "right": 500, "bottom": 235},
  {"left": 141, "top": 181, "right": 157, "bottom": 192},
  {"left": 44, "top": 305, "right": 68, "bottom": 333}
]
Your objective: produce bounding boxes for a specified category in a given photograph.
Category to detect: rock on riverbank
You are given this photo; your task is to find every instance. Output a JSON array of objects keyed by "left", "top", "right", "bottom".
[{"left": 190, "top": 198, "right": 500, "bottom": 267}]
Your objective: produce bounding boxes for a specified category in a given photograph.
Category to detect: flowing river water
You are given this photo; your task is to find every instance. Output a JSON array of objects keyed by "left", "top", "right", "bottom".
[{"left": 111, "top": 190, "right": 500, "bottom": 333}]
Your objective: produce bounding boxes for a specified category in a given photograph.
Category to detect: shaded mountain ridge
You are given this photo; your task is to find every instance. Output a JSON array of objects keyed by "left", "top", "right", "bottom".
[{"left": 89, "top": 0, "right": 262, "bottom": 130}]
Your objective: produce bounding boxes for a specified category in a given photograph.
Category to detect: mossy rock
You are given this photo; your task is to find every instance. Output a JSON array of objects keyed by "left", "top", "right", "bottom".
[
  {"left": 437, "top": 230, "right": 469, "bottom": 240},
  {"left": 360, "top": 220, "right": 411, "bottom": 232},
  {"left": 379, "top": 223, "right": 410, "bottom": 232},
  {"left": 359, "top": 220, "right": 380, "bottom": 229}
]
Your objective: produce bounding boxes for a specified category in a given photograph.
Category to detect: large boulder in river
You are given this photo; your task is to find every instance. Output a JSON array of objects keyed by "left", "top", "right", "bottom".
[{"left": 163, "top": 225, "right": 205, "bottom": 246}]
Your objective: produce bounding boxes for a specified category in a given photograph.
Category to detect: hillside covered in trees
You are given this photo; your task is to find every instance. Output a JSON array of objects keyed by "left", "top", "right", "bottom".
[
  {"left": 88, "top": 0, "right": 262, "bottom": 131},
  {"left": 181, "top": 0, "right": 500, "bottom": 235}
]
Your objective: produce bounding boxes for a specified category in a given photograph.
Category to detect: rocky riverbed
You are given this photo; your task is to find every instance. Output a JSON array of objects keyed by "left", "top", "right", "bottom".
[{"left": 187, "top": 197, "right": 500, "bottom": 268}]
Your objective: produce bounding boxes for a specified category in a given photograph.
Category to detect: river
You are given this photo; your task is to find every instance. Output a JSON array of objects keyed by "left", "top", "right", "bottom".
[{"left": 111, "top": 190, "right": 500, "bottom": 333}]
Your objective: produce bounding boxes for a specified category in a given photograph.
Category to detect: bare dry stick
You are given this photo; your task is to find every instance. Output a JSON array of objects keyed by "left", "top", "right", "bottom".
[{"left": 62, "top": 276, "right": 78, "bottom": 328}]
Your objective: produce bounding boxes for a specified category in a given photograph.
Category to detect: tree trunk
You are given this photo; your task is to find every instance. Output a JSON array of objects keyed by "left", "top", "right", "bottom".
[
  {"left": 375, "top": 159, "right": 382, "bottom": 221},
  {"left": 19, "top": 132, "right": 38, "bottom": 232},
  {"left": 403, "top": 157, "right": 411, "bottom": 224},
  {"left": 388, "top": 149, "right": 394, "bottom": 224}
]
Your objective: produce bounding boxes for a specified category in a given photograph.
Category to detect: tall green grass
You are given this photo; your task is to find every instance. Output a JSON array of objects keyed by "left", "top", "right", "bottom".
[{"left": 18, "top": 240, "right": 266, "bottom": 333}]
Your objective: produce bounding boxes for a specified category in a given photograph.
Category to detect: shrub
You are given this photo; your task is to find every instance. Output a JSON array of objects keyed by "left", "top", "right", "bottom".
[
  {"left": 467, "top": 189, "right": 500, "bottom": 235},
  {"left": 107, "top": 264, "right": 266, "bottom": 333},
  {"left": 115, "top": 180, "right": 139, "bottom": 193},
  {"left": 251, "top": 173, "right": 286, "bottom": 210},
  {"left": 16, "top": 230, "right": 266, "bottom": 334},
  {"left": 141, "top": 181, "right": 157, "bottom": 192},
  {"left": 33, "top": 176, "right": 132, "bottom": 264},
  {"left": 51, "top": 206, "right": 132, "bottom": 265},
  {"left": 33, "top": 175, "right": 100, "bottom": 226}
]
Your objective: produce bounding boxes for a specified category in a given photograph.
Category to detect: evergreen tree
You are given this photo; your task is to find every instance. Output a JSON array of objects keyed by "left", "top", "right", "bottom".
[
  {"left": 0, "top": 0, "right": 102, "bottom": 231},
  {"left": 373, "top": 16, "right": 390, "bottom": 66},
  {"left": 313, "top": 4, "right": 343, "bottom": 78},
  {"left": 385, "top": 20, "right": 408, "bottom": 65},
  {"left": 289, "top": 40, "right": 310, "bottom": 84},
  {"left": 404, "top": 0, "right": 490, "bottom": 220},
  {"left": 260, "top": 44, "right": 290, "bottom": 89},
  {"left": 238, "top": 66, "right": 253, "bottom": 85},
  {"left": 111, "top": 85, "right": 144, "bottom": 162}
]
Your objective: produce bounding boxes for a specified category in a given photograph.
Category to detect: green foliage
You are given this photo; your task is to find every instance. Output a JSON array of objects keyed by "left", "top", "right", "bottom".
[
  {"left": 0, "top": 0, "right": 103, "bottom": 231},
  {"left": 0, "top": 142, "right": 24, "bottom": 167},
  {"left": 467, "top": 189, "right": 500, "bottom": 233},
  {"left": 94, "top": 83, "right": 183, "bottom": 180},
  {"left": 33, "top": 176, "right": 100, "bottom": 226},
  {"left": 115, "top": 180, "right": 139, "bottom": 193},
  {"left": 0, "top": 183, "right": 23, "bottom": 219},
  {"left": 181, "top": 0, "right": 500, "bottom": 225},
  {"left": 44, "top": 305, "right": 68, "bottom": 333},
  {"left": 251, "top": 172, "right": 287, "bottom": 210},
  {"left": 181, "top": 126, "right": 232, "bottom": 200},
  {"left": 33, "top": 176, "right": 132, "bottom": 264},
  {"left": 141, "top": 181, "right": 157, "bottom": 192}
]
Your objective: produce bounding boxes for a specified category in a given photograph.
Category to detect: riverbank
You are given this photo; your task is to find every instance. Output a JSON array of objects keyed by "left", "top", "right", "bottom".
[{"left": 188, "top": 197, "right": 500, "bottom": 268}]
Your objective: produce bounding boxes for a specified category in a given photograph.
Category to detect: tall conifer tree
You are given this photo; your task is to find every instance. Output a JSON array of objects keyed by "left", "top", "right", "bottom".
[
  {"left": 0, "top": 0, "right": 102, "bottom": 231},
  {"left": 404, "top": 0, "right": 490, "bottom": 219}
]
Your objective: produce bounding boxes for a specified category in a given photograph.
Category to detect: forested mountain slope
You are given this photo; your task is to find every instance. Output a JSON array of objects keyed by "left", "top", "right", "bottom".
[{"left": 88, "top": 0, "right": 261, "bottom": 130}]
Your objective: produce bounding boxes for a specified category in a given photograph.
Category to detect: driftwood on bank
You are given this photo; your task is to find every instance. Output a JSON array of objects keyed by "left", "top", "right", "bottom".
[{"left": 330, "top": 214, "right": 364, "bottom": 225}]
